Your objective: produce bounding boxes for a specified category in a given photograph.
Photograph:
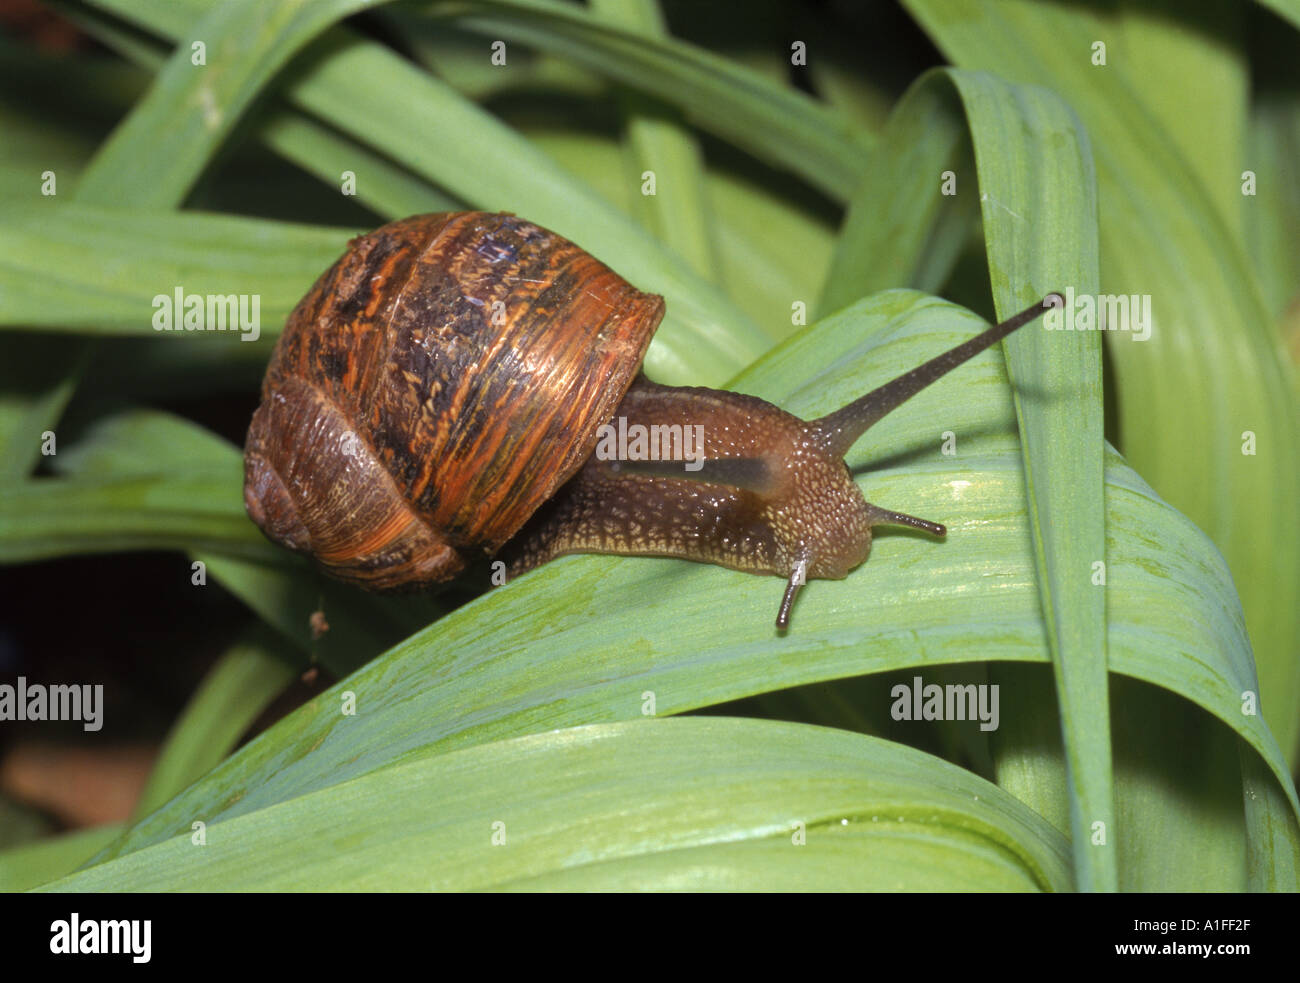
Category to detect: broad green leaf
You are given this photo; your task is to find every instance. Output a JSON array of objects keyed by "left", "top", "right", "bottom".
[
  {"left": 36, "top": 9, "right": 464, "bottom": 221},
  {"left": 85, "top": 292, "right": 1297, "bottom": 891},
  {"left": 257, "top": 111, "right": 464, "bottom": 218},
  {"left": 963, "top": 77, "right": 1108, "bottom": 891},
  {"left": 86, "top": 0, "right": 866, "bottom": 205},
  {"left": 50, "top": 718, "right": 1072, "bottom": 891}
]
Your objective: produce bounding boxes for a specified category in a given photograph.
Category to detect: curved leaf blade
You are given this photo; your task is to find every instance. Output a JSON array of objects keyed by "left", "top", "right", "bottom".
[{"left": 49, "top": 718, "right": 1072, "bottom": 892}]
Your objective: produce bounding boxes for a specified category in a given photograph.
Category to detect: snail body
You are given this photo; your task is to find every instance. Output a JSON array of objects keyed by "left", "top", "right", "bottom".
[{"left": 244, "top": 212, "right": 1055, "bottom": 628}]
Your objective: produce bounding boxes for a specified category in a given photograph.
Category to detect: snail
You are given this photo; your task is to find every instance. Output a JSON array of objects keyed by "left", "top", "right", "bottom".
[{"left": 244, "top": 212, "right": 1056, "bottom": 629}]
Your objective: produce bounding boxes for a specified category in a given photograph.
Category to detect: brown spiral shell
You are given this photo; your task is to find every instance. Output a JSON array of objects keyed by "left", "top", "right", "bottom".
[{"left": 243, "top": 212, "right": 665, "bottom": 590}]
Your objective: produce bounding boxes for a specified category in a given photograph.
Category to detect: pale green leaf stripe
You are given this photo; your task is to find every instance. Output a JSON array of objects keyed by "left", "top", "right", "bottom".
[
  {"left": 75, "top": 0, "right": 383, "bottom": 208},
  {"left": 85, "top": 293, "right": 1296, "bottom": 883},
  {"left": 0, "top": 824, "right": 124, "bottom": 893},
  {"left": 48, "top": 718, "right": 1071, "bottom": 891},
  {"left": 955, "top": 72, "right": 1109, "bottom": 891},
  {"left": 824, "top": 67, "right": 1110, "bottom": 888},
  {"left": 132, "top": 626, "right": 297, "bottom": 820},
  {"left": 590, "top": 0, "right": 720, "bottom": 282},
  {"left": 82, "top": 0, "right": 769, "bottom": 386},
  {"left": 906, "top": 0, "right": 1300, "bottom": 778}
]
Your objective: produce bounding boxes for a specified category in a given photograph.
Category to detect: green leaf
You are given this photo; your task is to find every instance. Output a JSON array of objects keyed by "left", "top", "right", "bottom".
[
  {"left": 0, "top": 470, "right": 270, "bottom": 564},
  {"left": 257, "top": 111, "right": 464, "bottom": 218},
  {"left": 0, "top": 336, "right": 91, "bottom": 478},
  {"left": 0, "top": 825, "right": 125, "bottom": 893},
  {"left": 1110, "top": 0, "right": 1248, "bottom": 246},
  {"left": 1245, "top": 95, "right": 1300, "bottom": 320},
  {"left": 50, "top": 718, "right": 1072, "bottom": 891},
  {"left": 51, "top": 406, "right": 236, "bottom": 477},
  {"left": 819, "top": 75, "right": 973, "bottom": 315},
  {"left": 1255, "top": 0, "right": 1300, "bottom": 32},
  {"left": 963, "top": 77, "right": 1108, "bottom": 891},
  {"left": 0, "top": 203, "right": 351, "bottom": 337}
]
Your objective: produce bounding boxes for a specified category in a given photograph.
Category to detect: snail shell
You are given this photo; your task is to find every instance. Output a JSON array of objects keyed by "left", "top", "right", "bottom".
[{"left": 243, "top": 212, "right": 664, "bottom": 590}]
